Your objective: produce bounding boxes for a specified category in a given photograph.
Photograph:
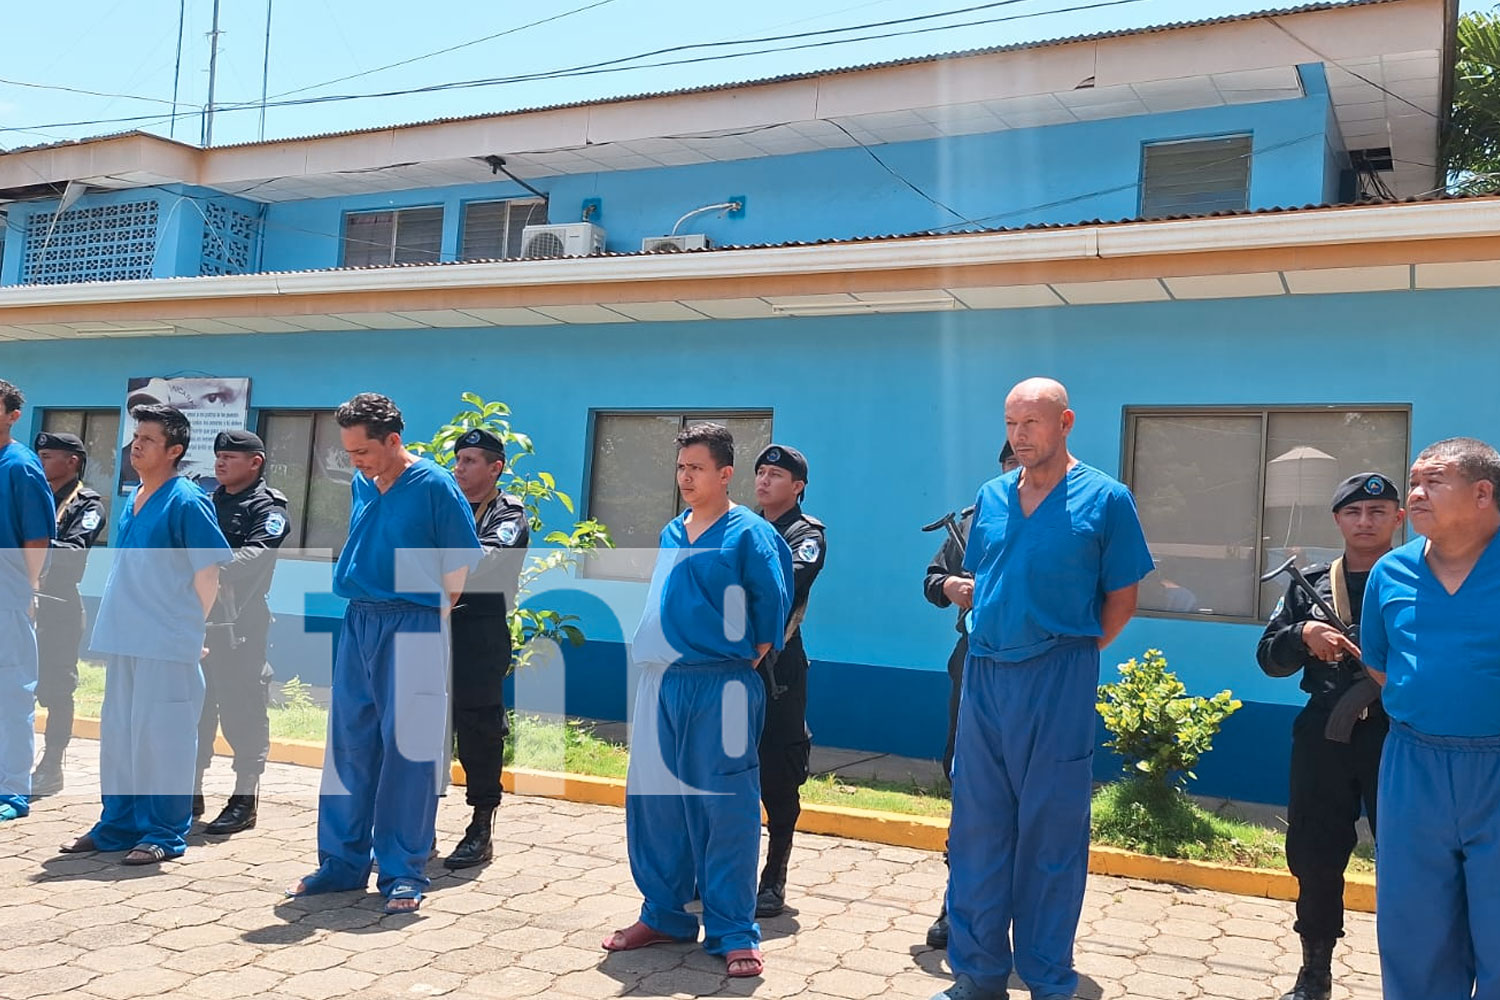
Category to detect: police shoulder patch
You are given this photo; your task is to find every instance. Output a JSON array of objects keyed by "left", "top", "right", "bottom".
[
  {"left": 265, "top": 510, "right": 288, "bottom": 537},
  {"left": 80, "top": 509, "right": 102, "bottom": 532},
  {"left": 1270, "top": 596, "right": 1284, "bottom": 619},
  {"left": 498, "top": 520, "right": 522, "bottom": 546},
  {"left": 795, "top": 536, "right": 822, "bottom": 563}
]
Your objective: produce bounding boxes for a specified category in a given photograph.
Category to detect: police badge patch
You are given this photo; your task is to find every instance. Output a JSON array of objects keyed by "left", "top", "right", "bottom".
[
  {"left": 796, "top": 537, "right": 821, "bottom": 563},
  {"left": 80, "top": 509, "right": 101, "bottom": 532},
  {"left": 499, "top": 521, "right": 522, "bottom": 546},
  {"left": 1365, "top": 475, "right": 1385, "bottom": 495},
  {"left": 265, "top": 511, "right": 288, "bottom": 537}
]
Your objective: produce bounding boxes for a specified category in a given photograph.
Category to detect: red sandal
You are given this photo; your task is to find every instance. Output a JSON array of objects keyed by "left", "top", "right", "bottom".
[
  {"left": 601, "top": 921, "right": 690, "bottom": 952},
  {"left": 726, "top": 948, "right": 764, "bottom": 978}
]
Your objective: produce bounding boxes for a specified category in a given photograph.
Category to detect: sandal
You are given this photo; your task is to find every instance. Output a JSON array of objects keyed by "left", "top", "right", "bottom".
[
  {"left": 601, "top": 921, "right": 691, "bottom": 952},
  {"left": 286, "top": 862, "right": 365, "bottom": 899},
  {"left": 58, "top": 833, "right": 99, "bottom": 855},
  {"left": 0, "top": 804, "right": 23, "bottom": 822},
  {"left": 121, "top": 843, "right": 170, "bottom": 866},
  {"left": 726, "top": 948, "right": 764, "bottom": 978},
  {"left": 383, "top": 881, "right": 423, "bottom": 914}
]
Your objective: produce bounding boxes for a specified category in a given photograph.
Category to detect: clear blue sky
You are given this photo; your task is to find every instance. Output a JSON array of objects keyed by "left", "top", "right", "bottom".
[{"left": 1, "top": 0, "right": 1493, "bottom": 149}]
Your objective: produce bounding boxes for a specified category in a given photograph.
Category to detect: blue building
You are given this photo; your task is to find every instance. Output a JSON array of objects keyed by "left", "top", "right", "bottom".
[{"left": 0, "top": 0, "right": 1470, "bottom": 804}]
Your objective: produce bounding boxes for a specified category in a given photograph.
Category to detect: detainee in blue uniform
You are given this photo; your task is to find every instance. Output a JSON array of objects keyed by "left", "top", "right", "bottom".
[
  {"left": 289, "top": 394, "right": 479, "bottom": 914},
  {"left": 62, "top": 405, "right": 230, "bottom": 863},
  {"left": 603, "top": 422, "right": 793, "bottom": 981},
  {"left": 0, "top": 380, "right": 59, "bottom": 822},
  {"left": 937, "top": 379, "right": 1154, "bottom": 1000},
  {"left": 1361, "top": 437, "right": 1500, "bottom": 1000}
]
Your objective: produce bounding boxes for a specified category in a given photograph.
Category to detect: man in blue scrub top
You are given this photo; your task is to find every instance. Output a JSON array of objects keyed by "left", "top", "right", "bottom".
[
  {"left": 288, "top": 393, "right": 479, "bottom": 914},
  {"left": 1361, "top": 437, "right": 1500, "bottom": 1000},
  {"left": 0, "top": 380, "right": 58, "bottom": 823},
  {"left": 936, "top": 378, "right": 1154, "bottom": 1000},
  {"left": 60, "top": 404, "right": 230, "bottom": 864},
  {"left": 603, "top": 422, "right": 793, "bottom": 980}
]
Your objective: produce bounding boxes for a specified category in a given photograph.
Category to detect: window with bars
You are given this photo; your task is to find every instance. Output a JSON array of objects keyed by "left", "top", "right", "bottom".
[
  {"left": 460, "top": 199, "right": 548, "bottom": 260},
  {"left": 22, "top": 199, "right": 159, "bottom": 285},
  {"left": 586, "top": 411, "right": 774, "bottom": 581},
  {"left": 1123, "top": 406, "right": 1409, "bottom": 621},
  {"left": 40, "top": 409, "right": 122, "bottom": 537},
  {"left": 340, "top": 207, "right": 443, "bottom": 267},
  {"left": 258, "top": 410, "right": 353, "bottom": 557},
  {"left": 1139, "top": 135, "right": 1252, "bottom": 219}
]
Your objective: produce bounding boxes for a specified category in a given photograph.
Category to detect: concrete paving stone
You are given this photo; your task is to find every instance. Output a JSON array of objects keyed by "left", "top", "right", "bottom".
[
  {"left": 401, "top": 924, "right": 491, "bottom": 954},
  {"left": 82, "top": 968, "right": 194, "bottom": 1000},
  {"left": 179, "top": 967, "right": 288, "bottom": 999},
  {"left": 1221, "top": 916, "right": 1287, "bottom": 940},
  {"left": 73, "top": 942, "right": 172, "bottom": 974},
  {"left": 518, "top": 943, "right": 614, "bottom": 975},
  {"left": 1154, "top": 918, "right": 1224, "bottom": 941},
  {"left": 429, "top": 943, "right": 521, "bottom": 974},
  {"left": 158, "top": 940, "right": 266, "bottom": 974},
  {"left": 551, "top": 968, "right": 645, "bottom": 997},
  {"left": 635, "top": 965, "right": 730, "bottom": 996},
  {"left": 0, "top": 941, "right": 84, "bottom": 975},
  {"left": 344, "top": 944, "right": 456, "bottom": 975},
  {"left": 1195, "top": 973, "right": 1281, "bottom": 999},
  {"left": 0, "top": 963, "right": 100, "bottom": 1000},
  {"left": 807, "top": 967, "right": 896, "bottom": 998},
  {"left": 1152, "top": 934, "right": 1219, "bottom": 960},
  {"left": 1119, "top": 970, "right": 1202, "bottom": 999}
]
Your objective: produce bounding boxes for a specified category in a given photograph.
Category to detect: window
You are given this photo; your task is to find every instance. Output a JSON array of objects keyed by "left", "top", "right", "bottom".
[
  {"left": 340, "top": 207, "right": 443, "bottom": 267},
  {"left": 259, "top": 411, "right": 353, "bottom": 557},
  {"left": 586, "top": 411, "right": 774, "bottom": 580},
  {"left": 40, "top": 409, "right": 121, "bottom": 536},
  {"left": 460, "top": 199, "right": 547, "bottom": 260},
  {"left": 1140, "top": 135, "right": 1252, "bottom": 219},
  {"left": 1124, "top": 407, "right": 1408, "bottom": 620}
]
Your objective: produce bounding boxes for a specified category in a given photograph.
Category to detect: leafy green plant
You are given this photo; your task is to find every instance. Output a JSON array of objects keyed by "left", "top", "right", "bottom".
[
  {"left": 275, "top": 675, "right": 316, "bottom": 711},
  {"left": 1096, "top": 648, "right": 1241, "bottom": 788},
  {"left": 1445, "top": 11, "right": 1500, "bottom": 194},
  {"left": 410, "top": 393, "right": 612, "bottom": 671}
]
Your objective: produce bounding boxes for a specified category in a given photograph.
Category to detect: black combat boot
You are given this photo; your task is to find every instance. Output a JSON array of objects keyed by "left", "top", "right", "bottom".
[
  {"left": 30, "top": 752, "right": 65, "bottom": 798},
  {"left": 191, "top": 793, "right": 205, "bottom": 819},
  {"left": 755, "top": 835, "right": 793, "bottom": 917},
  {"left": 1281, "top": 936, "right": 1334, "bottom": 1000},
  {"left": 926, "top": 901, "right": 950, "bottom": 949},
  {"left": 443, "top": 807, "right": 495, "bottom": 869},
  {"left": 204, "top": 783, "right": 258, "bottom": 835}
]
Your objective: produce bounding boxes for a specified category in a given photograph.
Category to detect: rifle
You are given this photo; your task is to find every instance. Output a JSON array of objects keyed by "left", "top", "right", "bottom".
[
  {"left": 1260, "top": 557, "right": 1381, "bottom": 743},
  {"left": 921, "top": 510, "right": 968, "bottom": 564},
  {"left": 759, "top": 605, "right": 807, "bottom": 700}
]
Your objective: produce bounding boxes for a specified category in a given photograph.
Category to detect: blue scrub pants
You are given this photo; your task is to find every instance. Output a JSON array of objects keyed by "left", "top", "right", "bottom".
[
  {"left": 89, "top": 655, "right": 205, "bottom": 854},
  {"left": 1376, "top": 721, "right": 1500, "bottom": 1000},
  {"left": 948, "top": 640, "right": 1099, "bottom": 999},
  {"left": 1, "top": 609, "right": 38, "bottom": 816},
  {"left": 317, "top": 600, "right": 447, "bottom": 896},
  {"left": 625, "top": 661, "right": 765, "bottom": 955}
]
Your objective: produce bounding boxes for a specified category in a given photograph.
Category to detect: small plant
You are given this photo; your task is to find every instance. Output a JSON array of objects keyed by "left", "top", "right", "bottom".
[
  {"left": 276, "top": 675, "right": 316, "bottom": 711},
  {"left": 1096, "top": 648, "right": 1241, "bottom": 789}
]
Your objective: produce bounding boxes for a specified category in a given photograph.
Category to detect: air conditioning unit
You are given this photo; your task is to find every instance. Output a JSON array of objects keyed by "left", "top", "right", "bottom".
[
  {"left": 520, "top": 222, "right": 606, "bottom": 259},
  {"left": 640, "top": 234, "right": 711, "bottom": 253}
]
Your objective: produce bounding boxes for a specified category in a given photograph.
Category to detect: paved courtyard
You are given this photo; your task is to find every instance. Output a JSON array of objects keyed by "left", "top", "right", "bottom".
[{"left": 0, "top": 740, "right": 1380, "bottom": 999}]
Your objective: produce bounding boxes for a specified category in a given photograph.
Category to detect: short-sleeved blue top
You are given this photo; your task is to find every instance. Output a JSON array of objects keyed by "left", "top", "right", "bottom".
[
  {"left": 0, "top": 440, "right": 58, "bottom": 613},
  {"left": 1362, "top": 533, "right": 1500, "bottom": 737},
  {"left": 333, "top": 458, "right": 481, "bottom": 606},
  {"left": 631, "top": 505, "right": 794, "bottom": 667},
  {"left": 91, "top": 476, "right": 232, "bottom": 663},
  {"left": 964, "top": 462, "right": 1155, "bottom": 663}
]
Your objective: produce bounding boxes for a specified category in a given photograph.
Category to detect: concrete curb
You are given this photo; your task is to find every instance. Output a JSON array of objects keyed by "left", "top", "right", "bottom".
[{"left": 38, "top": 712, "right": 1375, "bottom": 912}]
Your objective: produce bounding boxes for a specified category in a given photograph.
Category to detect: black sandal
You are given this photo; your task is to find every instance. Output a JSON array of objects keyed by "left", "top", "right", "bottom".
[
  {"left": 121, "top": 843, "right": 170, "bottom": 866},
  {"left": 58, "top": 834, "right": 99, "bottom": 855}
]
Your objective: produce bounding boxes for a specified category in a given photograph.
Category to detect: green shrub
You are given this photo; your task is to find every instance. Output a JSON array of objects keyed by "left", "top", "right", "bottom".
[{"left": 1096, "top": 647, "right": 1241, "bottom": 788}]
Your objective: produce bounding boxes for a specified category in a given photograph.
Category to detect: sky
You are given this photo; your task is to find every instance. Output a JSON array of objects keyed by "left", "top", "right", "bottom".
[{"left": 0, "top": 0, "right": 1493, "bottom": 150}]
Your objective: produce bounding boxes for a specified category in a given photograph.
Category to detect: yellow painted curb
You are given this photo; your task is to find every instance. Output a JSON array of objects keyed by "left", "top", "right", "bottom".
[{"left": 41, "top": 712, "right": 1374, "bottom": 912}]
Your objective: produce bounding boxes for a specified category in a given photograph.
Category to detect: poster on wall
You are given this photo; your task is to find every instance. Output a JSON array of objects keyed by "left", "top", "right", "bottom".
[{"left": 118, "top": 376, "right": 252, "bottom": 493}]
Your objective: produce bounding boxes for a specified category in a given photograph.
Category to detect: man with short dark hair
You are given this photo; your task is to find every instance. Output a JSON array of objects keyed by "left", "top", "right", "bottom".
[
  {"left": 288, "top": 393, "right": 479, "bottom": 914},
  {"left": 603, "top": 422, "right": 793, "bottom": 980},
  {"left": 1257, "top": 472, "right": 1402, "bottom": 1000},
  {"left": 442, "top": 426, "right": 529, "bottom": 870},
  {"left": 1362, "top": 437, "right": 1500, "bottom": 1000},
  {"left": 31, "top": 431, "right": 106, "bottom": 797},
  {"left": 194, "top": 429, "right": 291, "bottom": 836},
  {"left": 750, "top": 443, "right": 826, "bottom": 918},
  {"left": 60, "top": 404, "right": 231, "bottom": 863},
  {"left": 0, "top": 380, "right": 58, "bottom": 823}
]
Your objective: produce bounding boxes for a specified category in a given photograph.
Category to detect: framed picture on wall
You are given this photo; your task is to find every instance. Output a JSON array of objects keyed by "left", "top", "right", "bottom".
[{"left": 117, "top": 376, "right": 252, "bottom": 494}]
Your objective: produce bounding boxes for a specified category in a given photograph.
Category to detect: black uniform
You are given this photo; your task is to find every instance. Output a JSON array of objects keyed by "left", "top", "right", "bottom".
[
  {"left": 1257, "top": 561, "right": 1387, "bottom": 943},
  {"left": 450, "top": 489, "right": 529, "bottom": 810},
  {"left": 35, "top": 478, "right": 106, "bottom": 761},
  {"left": 922, "top": 506, "right": 974, "bottom": 781},
  {"left": 197, "top": 477, "right": 289, "bottom": 788}
]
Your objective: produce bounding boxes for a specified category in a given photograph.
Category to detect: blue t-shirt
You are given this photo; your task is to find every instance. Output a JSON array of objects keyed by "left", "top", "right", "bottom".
[
  {"left": 333, "top": 459, "right": 481, "bottom": 607},
  {"left": 964, "top": 462, "right": 1155, "bottom": 663},
  {"left": 0, "top": 441, "right": 58, "bottom": 614},
  {"left": 632, "top": 505, "right": 794, "bottom": 667},
  {"left": 1362, "top": 534, "right": 1500, "bottom": 737},
  {"left": 91, "top": 476, "right": 232, "bottom": 663}
]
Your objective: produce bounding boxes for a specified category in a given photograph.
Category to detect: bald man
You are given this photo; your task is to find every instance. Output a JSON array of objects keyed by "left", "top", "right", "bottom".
[{"left": 934, "top": 378, "right": 1154, "bottom": 1000}]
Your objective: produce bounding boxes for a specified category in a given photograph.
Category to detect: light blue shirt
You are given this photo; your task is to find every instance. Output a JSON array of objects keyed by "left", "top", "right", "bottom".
[
  {"left": 0, "top": 441, "right": 57, "bottom": 614},
  {"left": 333, "top": 458, "right": 481, "bottom": 607},
  {"left": 964, "top": 462, "right": 1154, "bottom": 663},
  {"left": 632, "top": 505, "right": 794, "bottom": 667},
  {"left": 1362, "top": 533, "right": 1500, "bottom": 737},
  {"left": 91, "top": 476, "right": 231, "bottom": 663}
]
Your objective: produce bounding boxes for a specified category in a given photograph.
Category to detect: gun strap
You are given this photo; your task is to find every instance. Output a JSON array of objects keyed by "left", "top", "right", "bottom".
[
  {"left": 472, "top": 486, "right": 500, "bottom": 530},
  {"left": 1330, "top": 556, "right": 1351, "bottom": 626},
  {"left": 55, "top": 478, "right": 83, "bottom": 526}
]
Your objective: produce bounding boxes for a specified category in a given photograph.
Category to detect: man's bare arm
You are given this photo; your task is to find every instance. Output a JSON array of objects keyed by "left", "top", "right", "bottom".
[
  {"left": 194, "top": 565, "right": 221, "bottom": 619},
  {"left": 751, "top": 642, "right": 773, "bottom": 668},
  {"left": 22, "top": 538, "right": 47, "bottom": 590},
  {"left": 442, "top": 566, "right": 469, "bottom": 613},
  {"left": 1098, "top": 584, "right": 1139, "bottom": 650}
]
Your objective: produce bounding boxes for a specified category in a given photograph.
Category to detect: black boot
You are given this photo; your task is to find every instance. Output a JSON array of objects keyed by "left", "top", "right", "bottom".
[
  {"left": 204, "top": 792, "right": 258, "bottom": 835},
  {"left": 756, "top": 836, "right": 793, "bottom": 917},
  {"left": 30, "top": 753, "right": 65, "bottom": 798},
  {"left": 926, "top": 901, "right": 950, "bottom": 950},
  {"left": 191, "top": 794, "right": 205, "bottom": 819},
  {"left": 443, "top": 807, "right": 495, "bottom": 869},
  {"left": 1281, "top": 936, "right": 1334, "bottom": 1000}
]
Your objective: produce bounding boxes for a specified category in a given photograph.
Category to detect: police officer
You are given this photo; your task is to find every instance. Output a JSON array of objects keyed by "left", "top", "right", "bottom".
[
  {"left": 1257, "top": 472, "right": 1403, "bottom": 1000},
  {"left": 195, "top": 429, "right": 290, "bottom": 835},
  {"left": 444, "top": 427, "right": 529, "bottom": 869},
  {"left": 920, "top": 441, "right": 1016, "bottom": 949},
  {"left": 30, "top": 432, "right": 106, "bottom": 797},
  {"left": 751, "top": 444, "right": 827, "bottom": 918}
]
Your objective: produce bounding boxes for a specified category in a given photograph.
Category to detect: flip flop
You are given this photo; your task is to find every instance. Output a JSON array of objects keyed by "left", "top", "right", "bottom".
[
  {"left": 601, "top": 921, "right": 691, "bottom": 952},
  {"left": 121, "top": 843, "right": 171, "bottom": 866},
  {"left": 0, "top": 804, "right": 22, "bottom": 822},
  {"left": 58, "top": 833, "right": 99, "bottom": 855},
  {"left": 286, "top": 863, "right": 365, "bottom": 899},
  {"left": 383, "top": 881, "right": 423, "bottom": 914},
  {"left": 725, "top": 948, "right": 764, "bottom": 978}
]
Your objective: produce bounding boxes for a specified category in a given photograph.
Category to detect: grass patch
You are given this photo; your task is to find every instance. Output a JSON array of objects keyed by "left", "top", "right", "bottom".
[
  {"left": 507, "top": 715, "right": 629, "bottom": 779},
  {"left": 800, "top": 772, "right": 952, "bottom": 818},
  {"left": 74, "top": 662, "right": 329, "bottom": 743},
  {"left": 1091, "top": 778, "right": 1287, "bottom": 869}
]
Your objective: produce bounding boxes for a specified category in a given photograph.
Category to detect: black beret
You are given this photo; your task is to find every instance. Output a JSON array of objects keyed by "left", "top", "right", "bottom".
[
  {"left": 456, "top": 427, "right": 506, "bottom": 459},
  {"left": 214, "top": 429, "right": 266, "bottom": 454},
  {"left": 755, "top": 444, "right": 808, "bottom": 484},
  {"left": 999, "top": 441, "right": 1016, "bottom": 466},
  {"left": 1331, "top": 472, "right": 1401, "bottom": 512},
  {"left": 34, "top": 431, "right": 86, "bottom": 456}
]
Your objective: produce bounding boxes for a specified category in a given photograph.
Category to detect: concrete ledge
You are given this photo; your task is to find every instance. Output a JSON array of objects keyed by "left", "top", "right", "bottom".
[{"left": 39, "top": 712, "right": 1374, "bottom": 912}]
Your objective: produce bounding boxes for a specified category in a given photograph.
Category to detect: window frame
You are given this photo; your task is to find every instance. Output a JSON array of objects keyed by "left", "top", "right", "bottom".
[
  {"left": 339, "top": 205, "right": 444, "bottom": 268},
  {"left": 256, "top": 408, "right": 350, "bottom": 561},
  {"left": 1120, "top": 402, "right": 1411, "bottom": 625},
  {"left": 1138, "top": 133, "right": 1253, "bottom": 220},
  {"left": 38, "top": 406, "right": 122, "bottom": 543}
]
